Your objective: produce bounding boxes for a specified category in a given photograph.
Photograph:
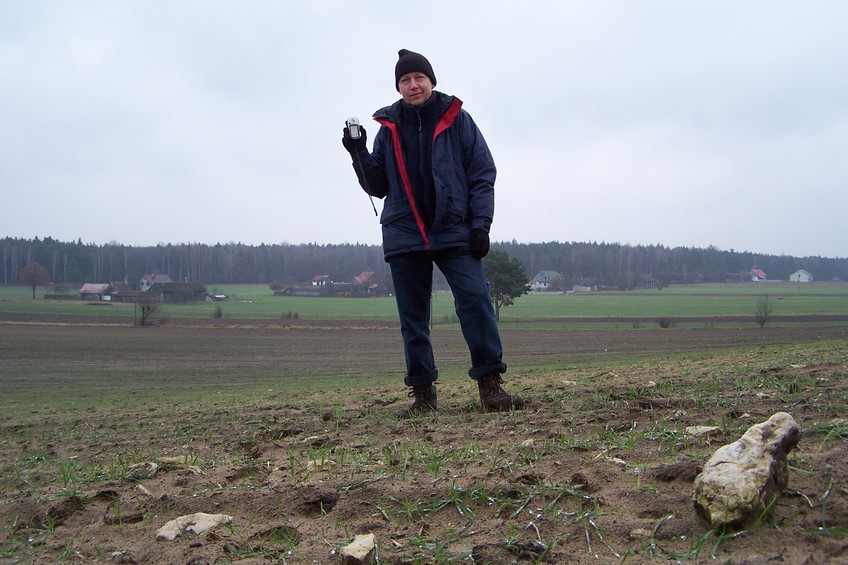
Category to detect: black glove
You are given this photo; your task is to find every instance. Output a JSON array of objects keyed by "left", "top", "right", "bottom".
[
  {"left": 342, "top": 124, "right": 367, "bottom": 154},
  {"left": 470, "top": 229, "right": 490, "bottom": 259}
]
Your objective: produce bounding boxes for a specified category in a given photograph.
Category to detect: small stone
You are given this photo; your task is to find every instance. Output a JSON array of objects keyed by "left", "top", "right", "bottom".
[
  {"left": 156, "top": 512, "right": 233, "bottom": 541},
  {"left": 110, "top": 550, "right": 138, "bottom": 564},
  {"left": 628, "top": 528, "right": 652, "bottom": 540},
  {"left": 127, "top": 462, "right": 158, "bottom": 480},
  {"left": 307, "top": 458, "right": 337, "bottom": 471},
  {"left": 158, "top": 456, "right": 204, "bottom": 474},
  {"left": 604, "top": 456, "right": 627, "bottom": 467},
  {"left": 340, "top": 533, "right": 376, "bottom": 564},
  {"left": 685, "top": 426, "right": 721, "bottom": 437}
]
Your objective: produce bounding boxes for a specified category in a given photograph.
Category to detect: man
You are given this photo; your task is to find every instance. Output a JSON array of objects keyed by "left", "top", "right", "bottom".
[{"left": 342, "top": 49, "right": 524, "bottom": 415}]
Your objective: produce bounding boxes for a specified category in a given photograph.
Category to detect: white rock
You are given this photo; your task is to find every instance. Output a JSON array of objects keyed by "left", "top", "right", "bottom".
[
  {"left": 340, "top": 533, "right": 376, "bottom": 564},
  {"left": 685, "top": 425, "right": 721, "bottom": 437},
  {"left": 155, "top": 512, "right": 233, "bottom": 541},
  {"left": 692, "top": 412, "right": 800, "bottom": 528}
]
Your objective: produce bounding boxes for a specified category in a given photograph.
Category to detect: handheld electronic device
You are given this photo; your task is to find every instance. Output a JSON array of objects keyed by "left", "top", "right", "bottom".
[{"left": 346, "top": 117, "right": 361, "bottom": 140}]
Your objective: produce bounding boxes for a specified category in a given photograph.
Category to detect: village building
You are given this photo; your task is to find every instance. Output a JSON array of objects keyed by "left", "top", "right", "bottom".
[
  {"left": 353, "top": 270, "right": 379, "bottom": 296},
  {"left": 140, "top": 273, "right": 173, "bottom": 291},
  {"left": 789, "top": 269, "right": 813, "bottom": 283},
  {"left": 146, "top": 282, "right": 207, "bottom": 303},
  {"left": 749, "top": 268, "right": 768, "bottom": 282},
  {"left": 639, "top": 274, "right": 661, "bottom": 289},
  {"left": 569, "top": 279, "right": 595, "bottom": 293},
  {"left": 529, "top": 271, "right": 564, "bottom": 291},
  {"left": 311, "top": 275, "right": 331, "bottom": 287},
  {"left": 110, "top": 290, "right": 148, "bottom": 304},
  {"left": 79, "top": 283, "right": 113, "bottom": 301}
]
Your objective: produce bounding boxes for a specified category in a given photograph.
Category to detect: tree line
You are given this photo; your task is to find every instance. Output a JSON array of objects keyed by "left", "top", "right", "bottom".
[
  {"left": 497, "top": 241, "right": 847, "bottom": 288},
  {"left": 3, "top": 236, "right": 846, "bottom": 290}
]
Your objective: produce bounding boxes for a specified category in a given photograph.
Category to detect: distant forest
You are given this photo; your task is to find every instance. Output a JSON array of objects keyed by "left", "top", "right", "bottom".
[{"left": 3, "top": 236, "right": 847, "bottom": 291}]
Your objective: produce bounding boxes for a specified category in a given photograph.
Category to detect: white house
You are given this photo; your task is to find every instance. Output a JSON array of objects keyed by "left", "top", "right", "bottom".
[
  {"left": 529, "top": 271, "right": 564, "bottom": 291},
  {"left": 789, "top": 269, "right": 813, "bottom": 283},
  {"left": 140, "top": 273, "right": 173, "bottom": 291}
]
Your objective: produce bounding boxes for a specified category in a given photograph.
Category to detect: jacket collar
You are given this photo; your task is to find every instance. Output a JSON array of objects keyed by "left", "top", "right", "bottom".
[{"left": 373, "top": 90, "right": 459, "bottom": 123}]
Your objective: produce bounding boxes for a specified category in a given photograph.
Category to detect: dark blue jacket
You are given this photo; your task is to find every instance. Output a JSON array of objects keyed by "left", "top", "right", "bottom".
[{"left": 351, "top": 91, "right": 497, "bottom": 260}]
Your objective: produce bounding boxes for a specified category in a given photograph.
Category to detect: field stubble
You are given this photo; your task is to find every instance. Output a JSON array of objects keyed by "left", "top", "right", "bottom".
[{"left": 0, "top": 318, "right": 847, "bottom": 563}]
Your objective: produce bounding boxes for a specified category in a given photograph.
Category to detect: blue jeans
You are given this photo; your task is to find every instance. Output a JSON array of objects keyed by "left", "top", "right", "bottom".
[{"left": 388, "top": 248, "right": 507, "bottom": 387}]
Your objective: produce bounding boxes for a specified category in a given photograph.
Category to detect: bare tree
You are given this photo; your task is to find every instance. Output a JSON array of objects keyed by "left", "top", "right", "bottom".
[
  {"left": 20, "top": 261, "right": 51, "bottom": 299},
  {"left": 754, "top": 295, "right": 773, "bottom": 328},
  {"left": 136, "top": 294, "right": 160, "bottom": 326}
]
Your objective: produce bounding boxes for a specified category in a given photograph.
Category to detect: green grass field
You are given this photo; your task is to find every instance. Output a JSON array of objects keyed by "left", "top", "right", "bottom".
[{"left": 2, "top": 282, "right": 847, "bottom": 327}]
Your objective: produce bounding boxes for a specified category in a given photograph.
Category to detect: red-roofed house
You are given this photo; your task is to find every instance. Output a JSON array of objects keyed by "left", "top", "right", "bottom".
[
  {"left": 353, "top": 270, "right": 379, "bottom": 296},
  {"left": 353, "top": 271, "right": 375, "bottom": 285},
  {"left": 749, "top": 268, "right": 767, "bottom": 282}
]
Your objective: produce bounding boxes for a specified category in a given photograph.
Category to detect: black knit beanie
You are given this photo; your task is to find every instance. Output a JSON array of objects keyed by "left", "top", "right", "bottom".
[{"left": 394, "top": 49, "right": 436, "bottom": 91}]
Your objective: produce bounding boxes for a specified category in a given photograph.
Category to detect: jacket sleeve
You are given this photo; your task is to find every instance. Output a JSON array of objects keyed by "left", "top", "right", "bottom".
[
  {"left": 459, "top": 111, "right": 497, "bottom": 232},
  {"left": 350, "top": 127, "right": 390, "bottom": 199}
]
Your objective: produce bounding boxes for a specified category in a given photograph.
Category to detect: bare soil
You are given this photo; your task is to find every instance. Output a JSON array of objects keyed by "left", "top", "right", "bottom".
[{"left": 1, "top": 317, "right": 847, "bottom": 564}]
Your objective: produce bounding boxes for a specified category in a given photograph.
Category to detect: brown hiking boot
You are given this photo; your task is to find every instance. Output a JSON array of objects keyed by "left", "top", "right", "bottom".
[
  {"left": 400, "top": 383, "right": 437, "bottom": 417},
  {"left": 478, "top": 373, "right": 524, "bottom": 411}
]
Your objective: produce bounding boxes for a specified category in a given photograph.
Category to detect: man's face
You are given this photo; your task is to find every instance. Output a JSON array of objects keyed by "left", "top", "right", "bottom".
[{"left": 398, "top": 71, "right": 433, "bottom": 107}]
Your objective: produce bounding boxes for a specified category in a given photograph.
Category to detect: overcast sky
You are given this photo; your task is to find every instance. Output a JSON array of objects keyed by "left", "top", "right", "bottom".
[{"left": 2, "top": 1, "right": 846, "bottom": 258}]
